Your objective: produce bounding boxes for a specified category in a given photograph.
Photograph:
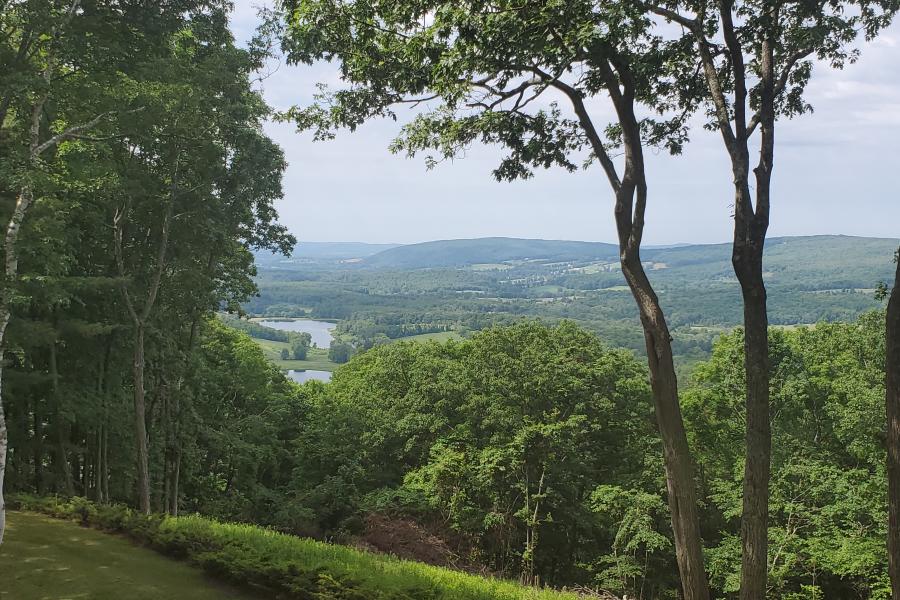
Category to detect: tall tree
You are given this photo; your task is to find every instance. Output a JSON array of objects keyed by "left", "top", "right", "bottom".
[
  {"left": 0, "top": 0, "right": 122, "bottom": 544},
  {"left": 645, "top": 2, "right": 899, "bottom": 596},
  {"left": 107, "top": 8, "right": 292, "bottom": 512},
  {"left": 888, "top": 248, "right": 900, "bottom": 600},
  {"left": 278, "top": 2, "right": 709, "bottom": 595}
]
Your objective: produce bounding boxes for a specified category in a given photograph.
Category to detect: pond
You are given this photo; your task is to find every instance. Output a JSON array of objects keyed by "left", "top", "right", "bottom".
[
  {"left": 286, "top": 369, "right": 333, "bottom": 384},
  {"left": 258, "top": 318, "right": 336, "bottom": 348}
]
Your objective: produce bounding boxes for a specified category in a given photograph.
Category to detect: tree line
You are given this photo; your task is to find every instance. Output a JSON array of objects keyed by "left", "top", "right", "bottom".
[{"left": 0, "top": 0, "right": 293, "bottom": 540}]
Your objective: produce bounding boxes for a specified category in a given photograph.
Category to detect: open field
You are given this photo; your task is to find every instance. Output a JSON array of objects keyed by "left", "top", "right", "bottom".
[{"left": 253, "top": 338, "right": 338, "bottom": 371}]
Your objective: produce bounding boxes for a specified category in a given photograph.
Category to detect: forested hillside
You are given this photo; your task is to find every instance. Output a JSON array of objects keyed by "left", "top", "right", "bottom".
[{"left": 248, "top": 235, "right": 897, "bottom": 368}]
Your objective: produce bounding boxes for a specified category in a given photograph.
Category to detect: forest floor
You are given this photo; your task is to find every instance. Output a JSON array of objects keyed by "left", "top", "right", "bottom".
[{"left": 0, "top": 511, "right": 264, "bottom": 600}]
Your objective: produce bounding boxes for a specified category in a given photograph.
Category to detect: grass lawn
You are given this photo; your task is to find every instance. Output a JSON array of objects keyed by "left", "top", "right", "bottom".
[{"left": 0, "top": 511, "right": 263, "bottom": 600}]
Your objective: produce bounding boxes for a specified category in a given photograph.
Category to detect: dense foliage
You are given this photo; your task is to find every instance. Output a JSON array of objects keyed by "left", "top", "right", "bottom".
[
  {"left": 6, "top": 303, "right": 896, "bottom": 597},
  {"left": 0, "top": 0, "right": 293, "bottom": 524}
]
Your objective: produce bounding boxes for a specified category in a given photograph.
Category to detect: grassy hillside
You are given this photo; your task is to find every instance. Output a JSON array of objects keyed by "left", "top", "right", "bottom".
[
  {"left": 8, "top": 497, "right": 581, "bottom": 600},
  {"left": 0, "top": 512, "right": 261, "bottom": 600}
]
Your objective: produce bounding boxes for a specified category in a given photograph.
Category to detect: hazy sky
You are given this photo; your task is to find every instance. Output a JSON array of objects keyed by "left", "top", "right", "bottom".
[{"left": 230, "top": 2, "right": 900, "bottom": 246}]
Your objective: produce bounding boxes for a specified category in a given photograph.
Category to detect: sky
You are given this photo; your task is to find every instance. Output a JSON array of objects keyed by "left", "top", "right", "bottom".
[{"left": 230, "top": 2, "right": 900, "bottom": 246}]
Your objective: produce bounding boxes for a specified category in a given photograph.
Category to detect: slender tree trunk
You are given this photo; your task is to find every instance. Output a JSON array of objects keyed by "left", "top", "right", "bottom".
[
  {"left": 887, "top": 250, "right": 900, "bottom": 600},
  {"left": 0, "top": 186, "right": 35, "bottom": 544},
  {"left": 101, "top": 422, "right": 109, "bottom": 502},
  {"left": 0, "top": 344, "right": 6, "bottom": 545},
  {"left": 609, "top": 67, "right": 710, "bottom": 600},
  {"left": 550, "top": 58, "right": 710, "bottom": 598},
  {"left": 732, "top": 177, "right": 771, "bottom": 600},
  {"left": 169, "top": 442, "right": 180, "bottom": 516},
  {"left": 132, "top": 323, "right": 151, "bottom": 513},
  {"left": 33, "top": 400, "right": 43, "bottom": 493},
  {"left": 0, "top": 1, "right": 85, "bottom": 543},
  {"left": 49, "top": 339, "right": 74, "bottom": 495},
  {"left": 621, "top": 255, "right": 709, "bottom": 599},
  {"left": 94, "top": 428, "right": 102, "bottom": 501},
  {"left": 114, "top": 159, "right": 177, "bottom": 515},
  {"left": 736, "top": 31, "right": 775, "bottom": 597}
]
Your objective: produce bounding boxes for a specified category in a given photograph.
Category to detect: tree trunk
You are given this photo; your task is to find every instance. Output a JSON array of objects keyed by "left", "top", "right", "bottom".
[
  {"left": 169, "top": 443, "right": 180, "bottom": 516},
  {"left": 0, "top": 343, "right": 6, "bottom": 545},
  {"left": 887, "top": 250, "right": 900, "bottom": 600},
  {"left": 49, "top": 339, "right": 74, "bottom": 496},
  {"left": 733, "top": 193, "right": 771, "bottom": 600},
  {"left": 621, "top": 256, "right": 709, "bottom": 600},
  {"left": 33, "top": 400, "right": 43, "bottom": 493},
  {"left": 101, "top": 421, "right": 109, "bottom": 503},
  {"left": 0, "top": 186, "right": 36, "bottom": 544},
  {"left": 132, "top": 323, "right": 151, "bottom": 513}
]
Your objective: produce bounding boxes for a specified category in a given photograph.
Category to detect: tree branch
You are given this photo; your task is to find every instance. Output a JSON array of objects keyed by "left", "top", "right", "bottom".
[{"left": 529, "top": 67, "right": 622, "bottom": 193}]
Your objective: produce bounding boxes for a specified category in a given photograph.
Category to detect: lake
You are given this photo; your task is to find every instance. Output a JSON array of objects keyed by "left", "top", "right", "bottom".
[
  {"left": 258, "top": 318, "right": 335, "bottom": 348},
  {"left": 286, "top": 370, "right": 333, "bottom": 384}
]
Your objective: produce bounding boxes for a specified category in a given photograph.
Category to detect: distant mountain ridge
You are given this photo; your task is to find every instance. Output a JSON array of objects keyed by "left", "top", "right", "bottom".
[
  {"left": 360, "top": 234, "right": 899, "bottom": 271},
  {"left": 363, "top": 237, "right": 621, "bottom": 268},
  {"left": 257, "top": 241, "right": 401, "bottom": 264}
]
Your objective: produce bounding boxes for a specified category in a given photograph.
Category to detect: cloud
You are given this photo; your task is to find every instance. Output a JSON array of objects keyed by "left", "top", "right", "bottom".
[{"left": 230, "top": 1, "right": 900, "bottom": 245}]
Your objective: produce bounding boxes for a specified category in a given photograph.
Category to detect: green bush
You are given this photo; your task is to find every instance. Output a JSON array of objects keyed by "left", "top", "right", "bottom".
[{"left": 9, "top": 495, "right": 579, "bottom": 600}]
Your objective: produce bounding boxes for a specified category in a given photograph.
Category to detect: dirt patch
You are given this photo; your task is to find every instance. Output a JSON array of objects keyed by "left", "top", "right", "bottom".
[{"left": 359, "top": 514, "right": 460, "bottom": 568}]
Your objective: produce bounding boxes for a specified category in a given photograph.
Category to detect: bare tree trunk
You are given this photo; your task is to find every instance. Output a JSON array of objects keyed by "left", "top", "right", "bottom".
[
  {"left": 621, "top": 255, "right": 709, "bottom": 599},
  {"left": 0, "top": 185, "right": 34, "bottom": 543},
  {"left": 33, "top": 400, "right": 43, "bottom": 493},
  {"left": 101, "top": 421, "right": 109, "bottom": 503},
  {"left": 735, "top": 26, "right": 775, "bottom": 599},
  {"left": 49, "top": 339, "right": 74, "bottom": 495},
  {"left": 887, "top": 250, "right": 900, "bottom": 600},
  {"left": 0, "top": 343, "right": 6, "bottom": 545},
  {"left": 169, "top": 442, "right": 180, "bottom": 516},
  {"left": 543, "top": 57, "right": 710, "bottom": 599},
  {"left": 610, "top": 68, "right": 710, "bottom": 600},
  {"left": 115, "top": 183, "right": 176, "bottom": 513},
  {"left": 132, "top": 323, "right": 151, "bottom": 513}
]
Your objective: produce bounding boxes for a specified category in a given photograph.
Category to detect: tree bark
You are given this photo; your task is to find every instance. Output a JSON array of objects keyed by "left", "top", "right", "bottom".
[
  {"left": 735, "top": 25, "right": 775, "bottom": 598},
  {"left": 621, "top": 243, "right": 709, "bottom": 600},
  {"left": 0, "top": 186, "right": 34, "bottom": 544},
  {"left": 677, "top": 5, "right": 774, "bottom": 594},
  {"left": 887, "top": 250, "right": 900, "bottom": 600},
  {"left": 544, "top": 57, "right": 710, "bottom": 598},
  {"left": 49, "top": 339, "right": 74, "bottom": 495},
  {"left": 33, "top": 400, "right": 43, "bottom": 493},
  {"left": 132, "top": 323, "right": 151, "bottom": 513}
]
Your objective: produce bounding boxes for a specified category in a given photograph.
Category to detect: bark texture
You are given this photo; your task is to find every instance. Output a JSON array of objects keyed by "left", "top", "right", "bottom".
[
  {"left": 887, "top": 251, "right": 900, "bottom": 600},
  {"left": 646, "top": 5, "right": 777, "bottom": 595},
  {"left": 132, "top": 324, "right": 151, "bottom": 513},
  {"left": 542, "top": 57, "right": 710, "bottom": 599}
]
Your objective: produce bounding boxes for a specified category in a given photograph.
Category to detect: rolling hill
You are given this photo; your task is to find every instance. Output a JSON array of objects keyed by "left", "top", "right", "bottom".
[{"left": 363, "top": 237, "right": 621, "bottom": 269}]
